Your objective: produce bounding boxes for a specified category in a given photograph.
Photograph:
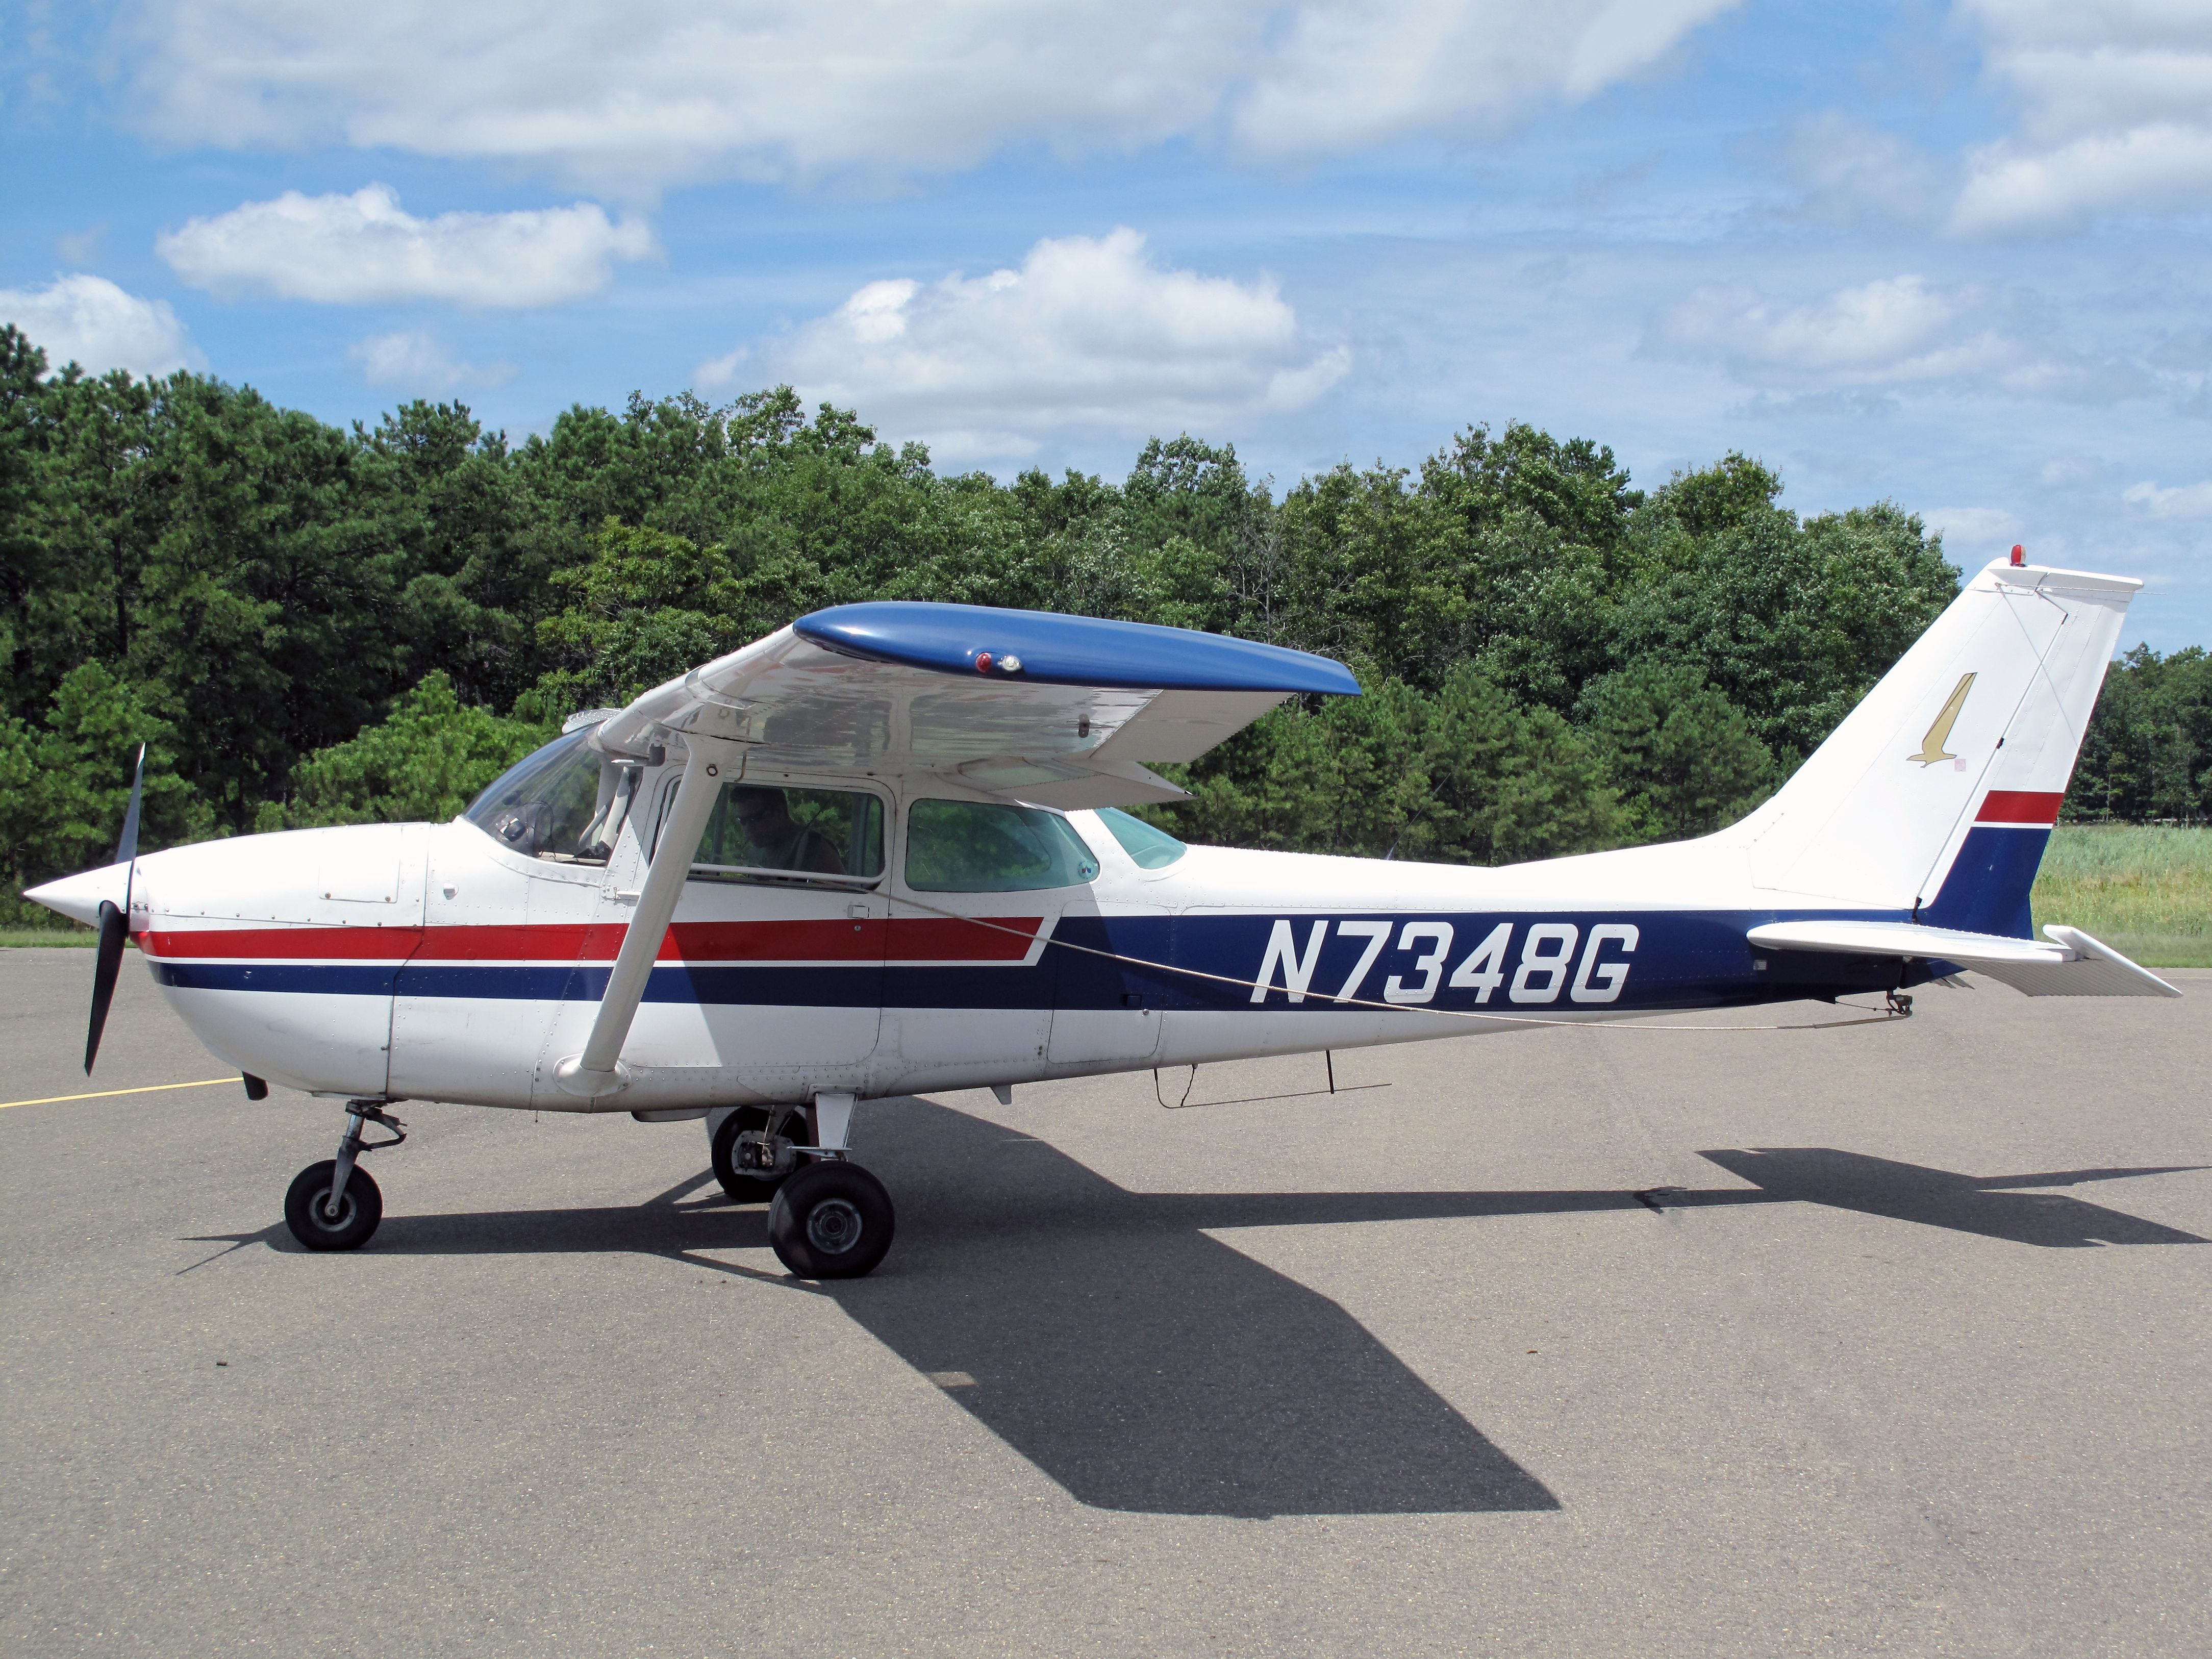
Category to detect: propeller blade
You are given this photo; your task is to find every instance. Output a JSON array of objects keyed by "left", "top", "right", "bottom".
[
  {"left": 86, "top": 899, "right": 127, "bottom": 1074},
  {"left": 84, "top": 744, "right": 149, "bottom": 1074},
  {"left": 115, "top": 743, "right": 145, "bottom": 866}
]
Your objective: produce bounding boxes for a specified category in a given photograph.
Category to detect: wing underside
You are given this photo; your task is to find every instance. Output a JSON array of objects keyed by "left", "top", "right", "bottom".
[{"left": 592, "top": 602, "right": 1359, "bottom": 809}]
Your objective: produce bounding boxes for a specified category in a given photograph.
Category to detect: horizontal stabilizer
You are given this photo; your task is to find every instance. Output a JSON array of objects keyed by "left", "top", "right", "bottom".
[{"left": 1747, "top": 919, "right": 2180, "bottom": 998}]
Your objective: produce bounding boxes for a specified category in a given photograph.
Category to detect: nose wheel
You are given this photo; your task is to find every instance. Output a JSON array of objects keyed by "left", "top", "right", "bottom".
[
  {"left": 283, "top": 1103, "right": 405, "bottom": 1251},
  {"left": 284, "top": 1160, "right": 382, "bottom": 1249}
]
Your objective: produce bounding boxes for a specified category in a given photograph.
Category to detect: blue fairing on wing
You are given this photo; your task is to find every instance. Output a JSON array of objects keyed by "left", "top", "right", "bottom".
[
  {"left": 794, "top": 601, "right": 1361, "bottom": 695},
  {"left": 1924, "top": 826, "right": 2048, "bottom": 939},
  {"left": 155, "top": 909, "right": 1920, "bottom": 1012}
]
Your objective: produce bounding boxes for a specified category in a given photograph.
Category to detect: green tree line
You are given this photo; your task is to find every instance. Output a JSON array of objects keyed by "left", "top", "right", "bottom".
[{"left": 4, "top": 324, "right": 2200, "bottom": 921}]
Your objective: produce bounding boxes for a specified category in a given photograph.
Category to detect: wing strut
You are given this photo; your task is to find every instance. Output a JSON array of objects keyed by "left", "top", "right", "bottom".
[{"left": 555, "top": 737, "right": 732, "bottom": 1098}]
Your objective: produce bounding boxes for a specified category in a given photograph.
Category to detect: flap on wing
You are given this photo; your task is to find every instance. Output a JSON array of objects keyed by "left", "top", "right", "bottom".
[
  {"left": 592, "top": 602, "right": 1357, "bottom": 809},
  {"left": 1747, "top": 919, "right": 2180, "bottom": 999}
]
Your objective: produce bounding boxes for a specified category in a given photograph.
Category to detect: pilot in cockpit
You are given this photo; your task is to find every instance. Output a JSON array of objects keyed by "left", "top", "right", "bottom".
[{"left": 727, "top": 787, "right": 846, "bottom": 875}]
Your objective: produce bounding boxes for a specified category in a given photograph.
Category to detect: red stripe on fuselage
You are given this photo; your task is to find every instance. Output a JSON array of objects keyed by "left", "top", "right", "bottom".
[
  {"left": 141, "top": 916, "right": 1044, "bottom": 964},
  {"left": 1975, "top": 790, "right": 2064, "bottom": 825},
  {"left": 143, "top": 926, "right": 421, "bottom": 961}
]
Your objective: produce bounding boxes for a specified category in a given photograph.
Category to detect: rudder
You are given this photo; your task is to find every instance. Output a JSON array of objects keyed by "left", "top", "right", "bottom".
[{"left": 1725, "top": 556, "right": 2140, "bottom": 934}]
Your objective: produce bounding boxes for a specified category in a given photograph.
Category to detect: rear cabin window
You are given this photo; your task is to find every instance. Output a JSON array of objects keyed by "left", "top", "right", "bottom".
[
  {"left": 904, "top": 800, "right": 1100, "bottom": 892},
  {"left": 689, "top": 784, "right": 885, "bottom": 883},
  {"left": 1094, "top": 807, "right": 1188, "bottom": 869}
]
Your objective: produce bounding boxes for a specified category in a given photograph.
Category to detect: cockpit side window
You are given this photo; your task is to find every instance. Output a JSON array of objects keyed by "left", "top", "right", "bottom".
[
  {"left": 904, "top": 799, "right": 1100, "bottom": 892},
  {"left": 688, "top": 784, "right": 885, "bottom": 884},
  {"left": 464, "top": 730, "right": 636, "bottom": 864}
]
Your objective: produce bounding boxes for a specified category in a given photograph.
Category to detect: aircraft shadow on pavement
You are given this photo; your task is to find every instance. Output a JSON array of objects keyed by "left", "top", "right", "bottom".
[
  {"left": 821, "top": 1100, "right": 1559, "bottom": 1519},
  {"left": 190, "top": 1102, "right": 2203, "bottom": 1517},
  {"left": 1687, "top": 1148, "right": 2208, "bottom": 1248}
]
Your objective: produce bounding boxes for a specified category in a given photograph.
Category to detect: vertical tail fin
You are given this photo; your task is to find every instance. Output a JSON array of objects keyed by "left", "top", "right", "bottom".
[{"left": 1725, "top": 557, "right": 2139, "bottom": 935}]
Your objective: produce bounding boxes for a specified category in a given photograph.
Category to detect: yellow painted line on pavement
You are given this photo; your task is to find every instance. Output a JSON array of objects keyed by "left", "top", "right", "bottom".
[{"left": 1, "top": 1077, "right": 235, "bottom": 1111}]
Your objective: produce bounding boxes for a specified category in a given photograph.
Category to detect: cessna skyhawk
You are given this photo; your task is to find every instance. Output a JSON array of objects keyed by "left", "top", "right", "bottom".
[{"left": 29, "top": 549, "right": 2178, "bottom": 1277}]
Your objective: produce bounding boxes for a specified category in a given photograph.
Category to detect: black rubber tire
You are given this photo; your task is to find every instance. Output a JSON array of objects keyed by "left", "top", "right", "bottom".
[
  {"left": 283, "top": 1161, "right": 383, "bottom": 1251},
  {"left": 768, "top": 1162, "right": 895, "bottom": 1279},
  {"left": 710, "top": 1108, "right": 812, "bottom": 1203}
]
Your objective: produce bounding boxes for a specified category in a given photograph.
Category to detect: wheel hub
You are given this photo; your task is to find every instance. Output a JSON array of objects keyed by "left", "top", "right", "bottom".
[{"left": 806, "top": 1196, "right": 864, "bottom": 1256}]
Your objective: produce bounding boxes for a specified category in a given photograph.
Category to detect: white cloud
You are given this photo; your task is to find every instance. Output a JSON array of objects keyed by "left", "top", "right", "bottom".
[
  {"left": 1654, "top": 276, "right": 2000, "bottom": 384},
  {"left": 157, "top": 185, "right": 656, "bottom": 306},
  {"left": 693, "top": 344, "right": 750, "bottom": 394},
  {"left": 0, "top": 273, "right": 201, "bottom": 376},
  {"left": 122, "top": 1, "right": 1740, "bottom": 193},
  {"left": 1782, "top": 114, "right": 1945, "bottom": 225},
  {"left": 348, "top": 330, "right": 518, "bottom": 391},
  {"left": 1952, "top": 1, "right": 2212, "bottom": 232},
  {"left": 727, "top": 229, "right": 1349, "bottom": 458},
  {"left": 1921, "top": 505, "right": 2025, "bottom": 554},
  {"left": 2122, "top": 479, "right": 2212, "bottom": 521},
  {"left": 1227, "top": 0, "right": 1738, "bottom": 159},
  {"left": 1649, "top": 274, "right": 2141, "bottom": 401},
  {"left": 55, "top": 224, "right": 109, "bottom": 265}
]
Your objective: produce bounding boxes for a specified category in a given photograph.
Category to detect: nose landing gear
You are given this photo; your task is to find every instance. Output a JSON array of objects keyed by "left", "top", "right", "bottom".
[{"left": 283, "top": 1103, "right": 405, "bottom": 1251}]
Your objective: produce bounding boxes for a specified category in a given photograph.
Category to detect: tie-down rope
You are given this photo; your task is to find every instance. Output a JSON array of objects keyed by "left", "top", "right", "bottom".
[{"left": 877, "top": 890, "right": 1913, "bottom": 1035}]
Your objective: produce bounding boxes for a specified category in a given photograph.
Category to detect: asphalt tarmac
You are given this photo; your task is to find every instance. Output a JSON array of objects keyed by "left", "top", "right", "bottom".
[{"left": 4, "top": 948, "right": 2208, "bottom": 1657}]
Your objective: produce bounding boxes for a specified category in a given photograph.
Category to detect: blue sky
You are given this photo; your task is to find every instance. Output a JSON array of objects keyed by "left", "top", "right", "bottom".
[{"left": 6, "top": 1, "right": 2209, "bottom": 647}]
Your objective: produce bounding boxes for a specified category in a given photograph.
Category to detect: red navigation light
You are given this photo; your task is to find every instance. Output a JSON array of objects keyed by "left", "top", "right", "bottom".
[
  {"left": 2010, "top": 544, "right": 2025, "bottom": 566},
  {"left": 974, "top": 651, "right": 994, "bottom": 674}
]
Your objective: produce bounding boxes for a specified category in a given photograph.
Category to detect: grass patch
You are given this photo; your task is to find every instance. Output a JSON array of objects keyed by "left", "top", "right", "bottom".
[
  {"left": 2034, "top": 825, "right": 2212, "bottom": 967},
  {"left": 0, "top": 925, "right": 99, "bottom": 947}
]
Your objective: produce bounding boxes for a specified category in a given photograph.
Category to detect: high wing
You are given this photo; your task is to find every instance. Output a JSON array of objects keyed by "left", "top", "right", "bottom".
[
  {"left": 551, "top": 604, "right": 1359, "bottom": 1101},
  {"left": 1747, "top": 919, "right": 2180, "bottom": 998},
  {"left": 593, "top": 601, "right": 1360, "bottom": 807}
]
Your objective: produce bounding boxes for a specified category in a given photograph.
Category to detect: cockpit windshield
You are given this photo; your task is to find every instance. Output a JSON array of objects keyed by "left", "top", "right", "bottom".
[{"left": 464, "top": 729, "right": 636, "bottom": 863}]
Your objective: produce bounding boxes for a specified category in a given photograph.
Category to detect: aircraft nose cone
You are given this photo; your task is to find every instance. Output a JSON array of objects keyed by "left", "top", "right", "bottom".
[{"left": 23, "top": 862, "right": 133, "bottom": 928}]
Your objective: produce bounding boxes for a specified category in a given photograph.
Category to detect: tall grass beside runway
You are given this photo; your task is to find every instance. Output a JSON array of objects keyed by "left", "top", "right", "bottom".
[
  {"left": 2035, "top": 825, "right": 2212, "bottom": 968},
  {"left": 0, "top": 926, "right": 96, "bottom": 947}
]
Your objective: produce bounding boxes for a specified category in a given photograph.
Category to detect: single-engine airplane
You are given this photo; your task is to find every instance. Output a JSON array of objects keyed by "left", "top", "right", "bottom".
[{"left": 28, "top": 548, "right": 2180, "bottom": 1277}]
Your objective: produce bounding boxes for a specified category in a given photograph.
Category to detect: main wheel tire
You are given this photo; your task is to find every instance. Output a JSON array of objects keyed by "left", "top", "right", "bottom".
[
  {"left": 768, "top": 1162, "right": 895, "bottom": 1279},
  {"left": 710, "top": 1108, "right": 812, "bottom": 1203},
  {"left": 283, "top": 1161, "right": 383, "bottom": 1251}
]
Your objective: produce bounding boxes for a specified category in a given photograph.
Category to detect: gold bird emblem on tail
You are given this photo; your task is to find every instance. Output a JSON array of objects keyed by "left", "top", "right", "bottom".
[{"left": 1911, "top": 672, "right": 1975, "bottom": 766}]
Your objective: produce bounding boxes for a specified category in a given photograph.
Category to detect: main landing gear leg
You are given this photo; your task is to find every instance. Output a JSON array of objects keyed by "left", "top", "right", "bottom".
[
  {"left": 767, "top": 1091, "right": 895, "bottom": 1280},
  {"left": 283, "top": 1102, "right": 406, "bottom": 1251}
]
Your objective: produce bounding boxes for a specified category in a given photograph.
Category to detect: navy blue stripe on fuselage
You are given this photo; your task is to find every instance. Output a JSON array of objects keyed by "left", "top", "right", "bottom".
[{"left": 148, "top": 908, "right": 1928, "bottom": 1013}]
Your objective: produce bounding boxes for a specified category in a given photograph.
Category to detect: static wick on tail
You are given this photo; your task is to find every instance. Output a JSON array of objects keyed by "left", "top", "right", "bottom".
[{"left": 84, "top": 743, "right": 145, "bottom": 1074}]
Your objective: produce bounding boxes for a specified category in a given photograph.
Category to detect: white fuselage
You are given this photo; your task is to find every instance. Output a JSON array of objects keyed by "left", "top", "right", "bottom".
[{"left": 96, "top": 770, "right": 1914, "bottom": 1111}]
